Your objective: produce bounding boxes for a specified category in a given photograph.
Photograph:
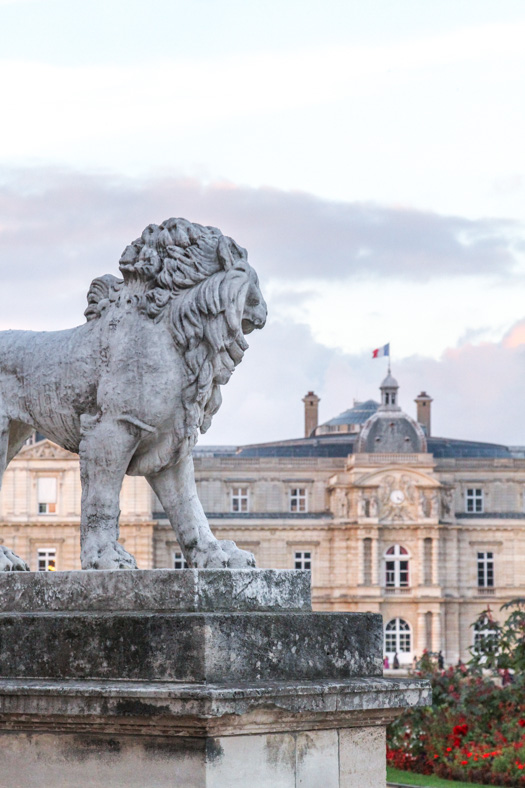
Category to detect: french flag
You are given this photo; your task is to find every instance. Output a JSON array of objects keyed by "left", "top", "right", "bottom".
[{"left": 372, "top": 343, "right": 390, "bottom": 359}]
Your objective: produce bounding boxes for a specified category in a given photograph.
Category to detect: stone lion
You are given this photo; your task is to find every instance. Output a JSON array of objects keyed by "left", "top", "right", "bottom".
[{"left": 0, "top": 218, "right": 267, "bottom": 571}]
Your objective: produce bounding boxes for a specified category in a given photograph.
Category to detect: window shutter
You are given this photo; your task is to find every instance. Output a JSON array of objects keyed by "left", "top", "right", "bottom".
[{"left": 38, "top": 477, "right": 57, "bottom": 504}]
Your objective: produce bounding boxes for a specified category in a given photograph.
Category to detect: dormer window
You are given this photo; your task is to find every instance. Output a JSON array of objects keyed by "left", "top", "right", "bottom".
[
  {"left": 391, "top": 394, "right": 396, "bottom": 405},
  {"left": 385, "top": 393, "right": 390, "bottom": 405}
]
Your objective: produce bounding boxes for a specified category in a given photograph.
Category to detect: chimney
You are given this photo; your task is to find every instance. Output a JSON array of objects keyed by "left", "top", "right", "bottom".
[
  {"left": 415, "top": 391, "right": 433, "bottom": 436},
  {"left": 302, "top": 391, "right": 320, "bottom": 437}
]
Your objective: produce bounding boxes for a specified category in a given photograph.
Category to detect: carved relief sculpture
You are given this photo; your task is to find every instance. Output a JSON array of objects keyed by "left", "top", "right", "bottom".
[
  {"left": 440, "top": 485, "right": 454, "bottom": 522},
  {"left": 378, "top": 474, "right": 417, "bottom": 522},
  {"left": 0, "top": 218, "right": 267, "bottom": 570}
]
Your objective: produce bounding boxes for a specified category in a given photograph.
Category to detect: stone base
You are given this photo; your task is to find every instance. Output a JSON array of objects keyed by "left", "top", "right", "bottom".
[
  {"left": 0, "top": 570, "right": 430, "bottom": 786},
  {"left": 0, "top": 727, "right": 385, "bottom": 788},
  {"left": 0, "top": 677, "right": 429, "bottom": 788}
]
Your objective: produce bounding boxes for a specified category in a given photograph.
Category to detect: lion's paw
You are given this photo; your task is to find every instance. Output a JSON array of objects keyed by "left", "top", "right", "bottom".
[
  {"left": 81, "top": 541, "right": 138, "bottom": 570},
  {"left": 0, "top": 545, "right": 30, "bottom": 572},
  {"left": 219, "top": 540, "right": 256, "bottom": 568},
  {"left": 188, "top": 538, "right": 256, "bottom": 569}
]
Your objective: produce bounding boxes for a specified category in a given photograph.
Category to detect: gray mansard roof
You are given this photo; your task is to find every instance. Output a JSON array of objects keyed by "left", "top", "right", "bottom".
[
  {"left": 319, "top": 399, "right": 379, "bottom": 428},
  {"left": 235, "top": 434, "right": 513, "bottom": 459}
]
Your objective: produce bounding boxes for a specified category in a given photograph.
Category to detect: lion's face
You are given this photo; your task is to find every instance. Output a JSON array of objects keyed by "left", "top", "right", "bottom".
[{"left": 241, "top": 267, "right": 267, "bottom": 335}]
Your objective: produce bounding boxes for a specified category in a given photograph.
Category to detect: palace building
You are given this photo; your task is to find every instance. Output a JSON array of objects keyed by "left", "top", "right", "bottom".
[{"left": 1, "top": 372, "right": 524, "bottom": 666}]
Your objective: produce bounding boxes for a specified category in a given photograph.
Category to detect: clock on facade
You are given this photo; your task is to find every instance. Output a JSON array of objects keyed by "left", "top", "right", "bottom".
[{"left": 390, "top": 490, "right": 405, "bottom": 505}]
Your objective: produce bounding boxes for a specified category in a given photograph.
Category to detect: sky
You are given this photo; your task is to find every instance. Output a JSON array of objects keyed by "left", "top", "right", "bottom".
[{"left": 0, "top": 0, "right": 524, "bottom": 446}]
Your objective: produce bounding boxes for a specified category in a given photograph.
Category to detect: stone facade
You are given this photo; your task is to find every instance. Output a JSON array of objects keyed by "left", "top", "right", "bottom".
[{"left": 1, "top": 374, "right": 523, "bottom": 666}]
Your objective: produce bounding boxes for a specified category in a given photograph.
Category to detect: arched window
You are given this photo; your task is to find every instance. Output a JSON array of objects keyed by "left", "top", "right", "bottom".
[
  {"left": 384, "top": 618, "right": 412, "bottom": 663},
  {"left": 385, "top": 545, "right": 410, "bottom": 588}
]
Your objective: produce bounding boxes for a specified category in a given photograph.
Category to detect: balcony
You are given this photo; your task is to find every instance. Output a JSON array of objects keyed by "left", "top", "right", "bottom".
[
  {"left": 477, "top": 587, "right": 496, "bottom": 596},
  {"left": 384, "top": 587, "right": 412, "bottom": 595}
]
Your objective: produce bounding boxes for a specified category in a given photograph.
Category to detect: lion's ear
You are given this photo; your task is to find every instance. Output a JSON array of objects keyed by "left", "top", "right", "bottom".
[{"left": 217, "top": 236, "right": 234, "bottom": 270}]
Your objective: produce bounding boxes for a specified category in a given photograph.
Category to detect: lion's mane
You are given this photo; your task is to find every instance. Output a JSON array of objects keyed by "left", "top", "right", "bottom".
[{"left": 85, "top": 218, "right": 253, "bottom": 439}]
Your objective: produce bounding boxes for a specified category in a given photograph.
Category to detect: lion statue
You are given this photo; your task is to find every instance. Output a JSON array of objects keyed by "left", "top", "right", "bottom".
[{"left": 0, "top": 218, "right": 267, "bottom": 571}]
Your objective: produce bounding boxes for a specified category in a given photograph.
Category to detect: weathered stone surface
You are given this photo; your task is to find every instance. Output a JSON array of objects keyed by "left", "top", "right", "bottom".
[
  {"left": 0, "top": 611, "right": 382, "bottom": 682},
  {"left": 0, "top": 568, "right": 311, "bottom": 613},
  {"left": 0, "top": 218, "right": 267, "bottom": 571},
  {"left": 0, "top": 677, "right": 430, "bottom": 787},
  {"left": 0, "top": 676, "right": 431, "bottom": 734},
  {"left": 0, "top": 561, "right": 430, "bottom": 785},
  {"left": 339, "top": 726, "right": 386, "bottom": 787}
]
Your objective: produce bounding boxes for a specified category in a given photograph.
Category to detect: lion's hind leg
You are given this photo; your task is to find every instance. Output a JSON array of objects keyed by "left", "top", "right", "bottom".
[
  {"left": 79, "top": 414, "right": 142, "bottom": 570},
  {"left": 0, "top": 416, "right": 30, "bottom": 571}
]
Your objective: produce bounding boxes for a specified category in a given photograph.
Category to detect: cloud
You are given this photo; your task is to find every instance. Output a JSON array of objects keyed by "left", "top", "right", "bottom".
[
  {"left": 206, "top": 317, "right": 525, "bottom": 448},
  {"left": 396, "top": 329, "right": 525, "bottom": 447},
  {"left": 0, "top": 167, "right": 521, "bottom": 332},
  {"left": 0, "top": 164, "right": 523, "bottom": 446}
]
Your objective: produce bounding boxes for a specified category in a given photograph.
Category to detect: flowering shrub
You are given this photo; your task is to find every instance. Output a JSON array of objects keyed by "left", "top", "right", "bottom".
[
  {"left": 387, "top": 602, "right": 525, "bottom": 786},
  {"left": 387, "top": 664, "right": 525, "bottom": 785}
]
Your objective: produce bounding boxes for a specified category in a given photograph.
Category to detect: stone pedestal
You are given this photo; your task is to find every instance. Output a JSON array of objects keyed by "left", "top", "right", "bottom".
[{"left": 0, "top": 570, "right": 429, "bottom": 787}]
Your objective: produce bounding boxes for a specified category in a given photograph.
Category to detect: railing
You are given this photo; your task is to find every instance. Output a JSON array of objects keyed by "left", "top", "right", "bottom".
[
  {"left": 477, "top": 587, "right": 496, "bottom": 596},
  {"left": 384, "top": 587, "right": 412, "bottom": 595},
  {"left": 353, "top": 453, "right": 433, "bottom": 465}
]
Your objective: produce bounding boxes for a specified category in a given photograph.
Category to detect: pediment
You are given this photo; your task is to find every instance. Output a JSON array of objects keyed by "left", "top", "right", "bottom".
[
  {"left": 16, "top": 439, "right": 77, "bottom": 461},
  {"left": 355, "top": 466, "right": 440, "bottom": 489},
  {"left": 354, "top": 468, "right": 441, "bottom": 523}
]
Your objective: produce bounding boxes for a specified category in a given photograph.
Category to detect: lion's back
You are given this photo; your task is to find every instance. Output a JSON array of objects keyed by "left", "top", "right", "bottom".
[{"left": 0, "top": 325, "right": 101, "bottom": 447}]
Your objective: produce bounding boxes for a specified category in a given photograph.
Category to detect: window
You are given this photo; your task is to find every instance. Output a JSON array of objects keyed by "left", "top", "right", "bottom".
[
  {"left": 37, "top": 477, "right": 57, "bottom": 515},
  {"left": 385, "top": 545, "right": 409, "bottom": 588},
  {"left": 231, "top": 487, "right": 249, "bottom": 513},
  {"left": 477, "top": 551, "right": 494, "bottom": 588},
  {"left": 466, "top": 488, "right": 484, "bottom": 513},
  {"left": 473, "top": 615, "right": 498, "bottom": 656},
  {"left": 173, "top": 551, "right": 189, "bottom": 569},
  {"left": 384, "top": 618, "right": 412, "bottom": 657},
  {"left": 294, "top": 551, "right": 311, "bottom": 571},
  {"left": 37, "top": 548, "right": 56, "bottom": 571},
  {"left": 290, "top": 488, "right": 307, "bottom": 513}
]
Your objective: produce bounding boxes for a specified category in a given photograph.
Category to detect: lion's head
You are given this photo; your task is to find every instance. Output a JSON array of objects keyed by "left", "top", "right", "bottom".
[{"left": 85, "top": 218, "right": 267, "bottom": 437}]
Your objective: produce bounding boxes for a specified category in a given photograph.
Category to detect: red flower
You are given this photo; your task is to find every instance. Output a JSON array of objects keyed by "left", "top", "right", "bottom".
[{"left": 519, "top": 719, "right": 525, "bottom": 727}]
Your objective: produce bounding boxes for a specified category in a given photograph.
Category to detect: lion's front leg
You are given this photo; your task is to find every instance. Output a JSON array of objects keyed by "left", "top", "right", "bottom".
[
  {"left": 79, "top": 415, "right": 141, "bottom": 570},
  {"left": 147, "top": 455, "right": 256, "bottom": 569}
]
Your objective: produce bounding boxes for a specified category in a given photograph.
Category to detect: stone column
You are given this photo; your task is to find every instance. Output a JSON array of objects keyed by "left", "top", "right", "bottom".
[
  {"left": 417, "top": 610, "right": 428, "bottom": 655},
  {"left": 372, "top": 534, "right": 380, "bottom": 587},
  {"left": 432, "top": 532, "right": 440, "bottom": 586},
  {"left": 433, "top": 608, "right": 443, "bottom": 656},
  {"left": 0, "top": 569, "right": 429, "bottom": 787}
]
